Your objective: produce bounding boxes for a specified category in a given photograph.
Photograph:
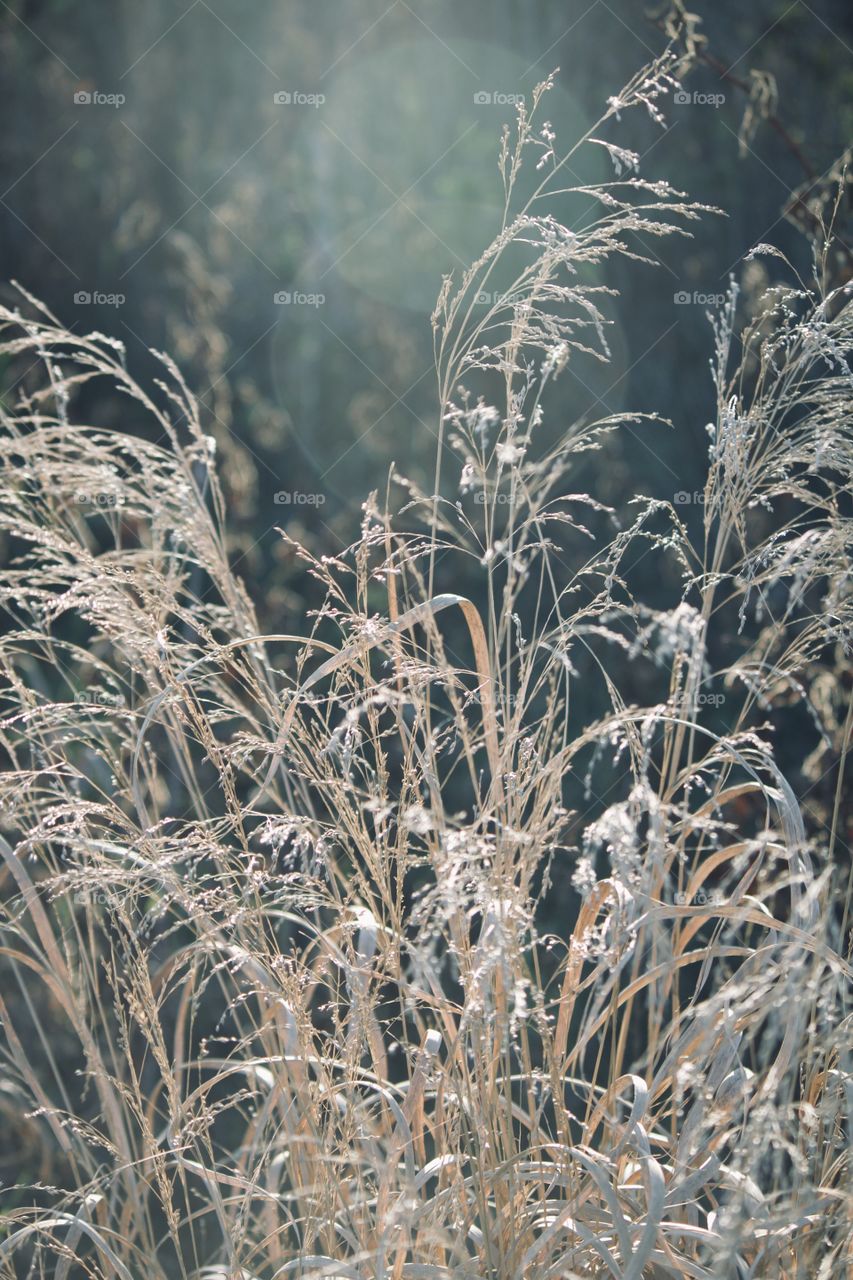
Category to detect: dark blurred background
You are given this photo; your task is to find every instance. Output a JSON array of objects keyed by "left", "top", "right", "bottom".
[
  {"left": 2, "top": 0, "right": 851, "bottom": 580},
  {"left": 1, "top": 1, "right": 851, "bottom": 817}
]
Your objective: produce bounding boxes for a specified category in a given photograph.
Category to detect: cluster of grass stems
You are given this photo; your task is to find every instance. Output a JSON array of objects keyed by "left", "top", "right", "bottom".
[{"left": 0, "top": 53, "right": 851, "bottom": 1279}]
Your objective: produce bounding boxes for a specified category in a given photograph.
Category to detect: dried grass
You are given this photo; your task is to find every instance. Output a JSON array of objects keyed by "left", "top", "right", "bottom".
[{"left": 0, "top": 52, "right": 851, "bottom": 1279}]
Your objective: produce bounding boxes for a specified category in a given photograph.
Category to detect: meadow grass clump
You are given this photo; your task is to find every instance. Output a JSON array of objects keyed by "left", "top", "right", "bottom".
[{"left": 0, "top": 52, "right": 851, "bottom": 1280}]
